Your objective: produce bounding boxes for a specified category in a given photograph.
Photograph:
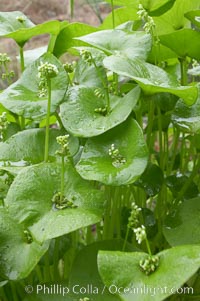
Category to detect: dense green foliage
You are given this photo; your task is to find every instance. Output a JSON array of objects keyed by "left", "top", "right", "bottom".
[{"left": 0, "top": 1, "right": 200, "bottom": 300}]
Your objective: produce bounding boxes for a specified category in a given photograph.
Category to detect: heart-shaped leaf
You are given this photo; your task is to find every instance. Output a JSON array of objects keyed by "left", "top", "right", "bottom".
[
  {"left": 0, "top": 11, "right": 60, "bottom": 46},
  {"left": 76, "top": 29, "right": 152, "bottom": 60},
  {"left": 172, "top": 87, "right": 200, "bottom": 133},
  {"left": 0, "top": 209, "right": 49, "bottom": 281},
  {"left": 0, "top": 52, "right": 68, "bottom": 120},
  {"left": 5, "top": 162, "right": 104, "bottom": 243},
  {"left": 98, "top": 246, "right": 200, "bottom": 301},
  {"left": 159, "top": 29, "right": 200, "bottom": 60},
  {"left": 0, "top": 128, "right": 79, "bottom": 164},
  {"left": 76, "top": 118, "right": 148, "bottom": 186},
  {"left": 185, "top": 9, "right": 200, "bottom": 29},
  {"left": 53, "top": 22, "right": 97, "bottom": 57},
  {"left": 163, "top": 197, "right": 200, "bottom": 246},
  {"left": 103, "top": 55, "right": 198, "bottom": 105},
  {"left": 60, "top": 86, "right": 141, "bottom": 137}
]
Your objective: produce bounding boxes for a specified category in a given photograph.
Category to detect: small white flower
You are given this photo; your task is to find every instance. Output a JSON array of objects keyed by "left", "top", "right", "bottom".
[{"left": 134, "top": 225, "right": 146, "bottom": 244}]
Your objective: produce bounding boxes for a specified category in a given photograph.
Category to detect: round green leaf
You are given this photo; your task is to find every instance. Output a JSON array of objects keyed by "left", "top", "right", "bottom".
[
  {"left": 69, "top": 240, "right": 135, "bottom": 301},
  {"left": 5, "top": 162, "right": 104, "bottom": 243},
  {"left": 60, "top": 86, "right": 141, "bottom": 137},
  {"left": 103, "top": 55, "right": 198, "bottom": 105},
  {"left": 76, "top": 118, "right": 148, "bottom": 186},
  {"left": 53, "top": 22, "right": 97, "bottom": 57},
  {"left": 159, "top": 29, "right": 200, "bottom": 60},
  {"left": 163, "top": 197, "right": 200, "bottom": 246},
  {"left": 172, "top": 87, "right": 200, "bottom": 133},
  {"left": 0, "top": 11, "right": 60, "bottom": 46},
  {"left": 0, "top": 53, "right": 68, "bottom": 120},
  {"left": 185, "top": 9, "right": 200, "bottom": 29},
  {"left": 134, "top": 164, "right": 164, "bottom": 197},
  {"left": 0, "top": 128, "right": 79, "bottom": 164},
  {"left": 76, "top": 29, "right": 152, "bottom": 60},
  {"left": 0, "top": 209, "right": 49, "bottom": 280},
  {"left": 98, "top": 246, "right": 200, "bottom": 301}
]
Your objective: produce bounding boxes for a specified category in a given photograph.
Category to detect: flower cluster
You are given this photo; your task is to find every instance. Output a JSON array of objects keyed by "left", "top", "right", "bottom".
[
  {"left": 38, "top": 62, "right": 58, "bottom": 97},
  {"left": 52, "top": 192, "right": 77, "bottom": 210},
  {"left": 55, "top": 135, "right": 70, "bottom": 157},
  {"left": 80, "top": 50, "right": 93, "bottom": 65},
  {"left": 16, "top": 16, "right": 26, "bottom": 23},
  {"left": 0, "top": 53, "right": 15, "bottom": 82},
  {"left": 137, "top": 4, "right": 155, "bottom": 34},
  {"left": 128, "top": 202, "right": 141, "bottom": 229},
  {"left": 108, "top": 143, "right": 126, "bottom": 167},
  {"left": 63, "top": 61, "right": 76, "bottom": 74},
  {"left": 134, "top": 225, "right": 146, "bottom": 244},
  {"left": 0, "top": 112, "right": 9, "bottom": 132},
  {"left": 140, "top": 255, "right": 160, "bottom": 275},
  {"left": 94, "top": 88, "right": 105, "bottom": 99}
]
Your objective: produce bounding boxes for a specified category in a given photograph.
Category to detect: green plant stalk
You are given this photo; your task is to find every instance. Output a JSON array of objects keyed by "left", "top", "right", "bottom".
[
  {"left": 53, "top": 238, "right": 61, "bottom": 281},
  {"left": 111, "top": 0, "right": 115, "bottom": 29},
  {"left": 146, "top": 99, "right": 155, "bottom": 151},
  {"left": 180, "top": 57, "right": 188, "bottom": 86},
  {"left": 167, "top": 127, "right": 180, "bottom": 175},
  {"left": 122, "top": 226, "right": 130, "bottom": 251},
  {"left": 19, "top": 46, "right": 25, "bottom": 73},
  {"left": 157, "top": 106, "right": 164, "bottom": 169},
  {"left": 60, "top": 156, "right": 65, "bottom": 203},
  {"left": 44, "top": 79, "right": 51, "bottom": 162},
  {"left": 47, "top": 34, "right": 57, "bottom": 53},
  {"left": 145, "top": 237, "right": 152, "bottom": 256}
]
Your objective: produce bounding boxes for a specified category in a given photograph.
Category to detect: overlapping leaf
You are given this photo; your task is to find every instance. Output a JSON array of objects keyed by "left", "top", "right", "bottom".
[
  {"left": 103, "top": 55, "right": 198, "bottom": 105},
  {"left": 98, "top": 246, "right": 200, "bottom": 301},
  {"left": 5, "top": 162, "right": 104, "bottom": 243},
  {"left": 0, "top": 128, "right": 79, "bottom": 163},
  {"left": 0, "top": 209, "right": 49, "bottom": 281},
  {"left": 76, "top": 29, "right": 152, "bottom": 60},
  {"left": 163, "top": 197, "right": 200, "bottom": 246},
  {"left": 60, "top": 86, "right": 141, "bottom": 137},
  {"left": 0, "top": 52, "right": 68, "bottom": 120},
  {"left": 76, "top": 118, "right": 148, "bottom": 186},
  {"left": 0, "top": 11, "right": 60, "bottom": 46}
]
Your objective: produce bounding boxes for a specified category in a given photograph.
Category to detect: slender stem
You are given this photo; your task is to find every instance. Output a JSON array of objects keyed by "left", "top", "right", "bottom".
[
  {"left": 19, "top": 46, "right": 25, "bottom": 73},
  {"left": 146, "top": 99, "right": 155, "bottom": 152},
  {"left": 122, "top": 227, "right": 130, "bottom": 251},
  {"left": 111, "top": 0, "right": 115, "bottom": 29},
  {"left": 179, "top": 58, "right": 188, "bottom": 86},
  {"left": 60, "top": 156, "right": 65, "bottom": 203},
  {"left": 145, "top": 238, "right": 152, "bottom": 256},
  {"left": 168, "top": 128, "right": 180, "bottom": 175},
  {"left": 44, "top": 79, "right": 51, "bottom": 162}
]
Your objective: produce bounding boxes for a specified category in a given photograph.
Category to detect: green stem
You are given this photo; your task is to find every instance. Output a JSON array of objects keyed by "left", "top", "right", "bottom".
[
  {"left": 122, "top": 227, "right": 130, "bottom": 251},
  {"left": 60, "top": 156, "right": 65, "bottom": 203},
  {"left": 146, "top": 99, "right": 155, "bottom": 151},
  {"left": 111, "top": 0, "right": 115, "bottom": 29},
  {"left": 44, "top": 79, "right": 51, "bottom": 162},
  {"left": 19, "top": 46, "right": 25, "bottom": 73},
  {"left": 179, "top": 58, "right": 188, "bottom": 86},
  {"left": 53, "top": 238, "right": 60, "bottom": 281},
  {"left": 168, "top": 128, "right": 180, "bottom": 175},
  {"left": 10, "top": 282, "right": 18, "bottom": 301},
  {"left": 145, "top": 238, "right": 152, "bottom": 256}
]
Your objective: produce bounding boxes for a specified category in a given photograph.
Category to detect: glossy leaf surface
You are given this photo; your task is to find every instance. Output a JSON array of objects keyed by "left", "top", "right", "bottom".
[
  {"left": 0, "top": 53, "right": 68, "bottom": 120},
  {"left": 5, "top": 162, "right": 104, "bottom": 243},
  {"left": 60, "top": 86, "right": 141, "bottom": 137},
  {"left": 103, "top": 55, "right": 198, "bottom": 105},
  {"left": 76, "top": 118, "right": 148, "bottom": 186},
  {"left": 98, "top": 246, "right": 200, "bottom": 301}
]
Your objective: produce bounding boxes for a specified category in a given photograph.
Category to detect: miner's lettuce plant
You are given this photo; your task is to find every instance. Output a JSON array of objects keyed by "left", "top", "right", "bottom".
[{"left": 1, "top": 1, "right": 200, "bottom": 300}]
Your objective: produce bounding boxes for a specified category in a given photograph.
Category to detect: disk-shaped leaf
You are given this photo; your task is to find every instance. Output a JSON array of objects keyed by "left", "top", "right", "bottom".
[
  {"left": 185, "top": 10, "right": 200, "bottom": 29},
  {"left": 60, "top": 86, "right": 141, "bottom": 137},
  {"left": 0, "top": 53, "right": 68, "bottom": 120},
  {"left": 69, "top": 240, "right": 135, "bottom": 301},
  {"left": 76, "top": 29, "right": 152, "bottom": 60},
  {"left": 159, "top": 29, "right": 200, "bottom": 60},
  {"left": 76, "top": 118, "right": 148, "bottom": 186},
  {"left": 53, "top": 22, "right": 97, "bottom": 57},
  {"left": 134, "top": 164, "right": 164, "bottom": 197},
  {"left": 163, "top": 197, "right": 200, "bottom": 246},
  {"left": 0, "top": 11, "right": 60, "bottom": 46},
  {"left": 0, "top": 209, "right": 49, "bottom": 281},
  {"left": 0, "top": 128, "right": 79, "bottom": 164},
  {"left": 103, "top": 55, "right": 198, "bottom": 105},
  {"left": 172, "top": 88, "right": 200, "bottom": 133},
  {"left": 98, "top": 246, "right": 200, "bottom": 301},
  {"left": 5, "top": 162, "right": 104, "bottom": 243}
]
